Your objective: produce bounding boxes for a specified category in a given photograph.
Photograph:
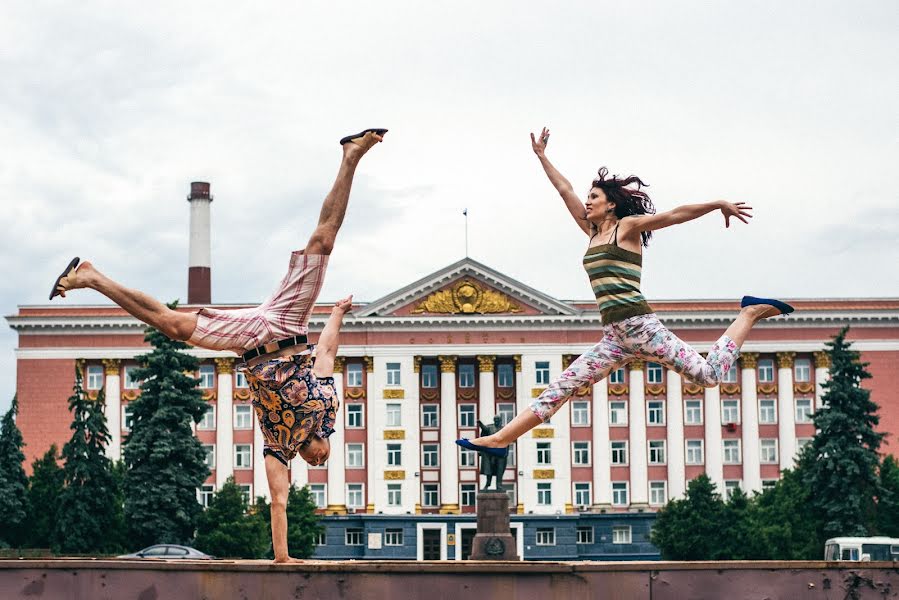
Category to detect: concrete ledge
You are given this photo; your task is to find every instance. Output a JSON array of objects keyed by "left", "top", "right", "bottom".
[{"left": 1, "top": 560, "right": 897, "bottom": 599}]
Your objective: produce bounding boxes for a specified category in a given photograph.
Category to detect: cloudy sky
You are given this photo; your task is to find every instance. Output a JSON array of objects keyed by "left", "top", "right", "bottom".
[{"left": 2, "top": 1, "right": 896, "bottom": 414}]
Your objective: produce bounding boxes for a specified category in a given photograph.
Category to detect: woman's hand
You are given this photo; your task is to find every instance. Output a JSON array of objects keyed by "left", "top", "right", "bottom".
[
  {"left": 332, "top": 295, "right": 354, "bottom": 314},
  {"left": 530, "top": 127, "right": 550, "bottom": 156},
  {"left": 720, "top": 201, "right": 753, "bottom": 228}
]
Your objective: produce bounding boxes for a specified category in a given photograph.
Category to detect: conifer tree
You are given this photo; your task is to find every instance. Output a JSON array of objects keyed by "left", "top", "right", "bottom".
[
  {"left": 26, "top": 444, "right": 64, "bottom": 550},
  {"left": 876, "top": 455, "right": 899, "bottom": 536},
  {"left": 750, "top": 467, "right": 820, "bottom": 559},
  {"left": 650, "top": 474, "right": 725, "bottom": 560},
  {"left": 253, "top": 484, "right": 324, "bottom": 559},
  {"left": 123, "top": 312, "right": 209, "bottom": 549},
  {"left": 801, "top": 327, "right": 883, "bottom": 542},
  {"left": 54, "top": 372, "right": 122, "bottom": 554},
  {"left": 0, "top": 396, "right": 29, "bottom": 548},
  {"left": 193, "top": 477, "right": 268, "bottom": 558}
]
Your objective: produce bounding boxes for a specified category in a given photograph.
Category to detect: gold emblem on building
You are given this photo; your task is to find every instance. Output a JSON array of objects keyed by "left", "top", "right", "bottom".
[{"left": 412, "top": 279, "right": 522, "bottom": 315}]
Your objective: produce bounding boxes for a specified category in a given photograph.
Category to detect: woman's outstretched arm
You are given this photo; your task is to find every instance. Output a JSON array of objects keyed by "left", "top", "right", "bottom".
[
  {"left": 531, "top": 127, "right": 592, "bottom": 236},
  {"left": 621, "top": 200, "right": 752, "bottom": 236}
]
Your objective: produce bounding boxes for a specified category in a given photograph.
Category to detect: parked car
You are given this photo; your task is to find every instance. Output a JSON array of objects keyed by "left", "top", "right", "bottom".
[{"left": 118, "top": 545, "right": 215, "bottom": 560}]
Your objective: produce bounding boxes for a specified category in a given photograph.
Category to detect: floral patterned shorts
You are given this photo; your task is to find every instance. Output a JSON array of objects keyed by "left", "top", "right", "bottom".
[
  {"left": 244, "top": 353, "right": 338, "bottom": 466},
  {"left": 530, "top": 313, "right": 740, "bottom": 422}
]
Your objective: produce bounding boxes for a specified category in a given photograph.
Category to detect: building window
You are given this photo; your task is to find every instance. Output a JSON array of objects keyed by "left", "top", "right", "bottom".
[
  {"left": 535, "top": 361, "right": 550, "bottom": 385},
  {"left": 574, "top": 482, "right": 592, "bottom": 506},
  {"left": 238, "top": 484, "right": 252, "bottom": 505},
  {"left": 722, "top": 399, "right": 740, "bottom": 424},
  {"left": 796, "top": 437, "right": 813, "bottom": 455},
  {"left": 686, "top": 440, "right": 704, "bottom": 465},
  {"left": 346, "top": 363, "right": 363, "bottom": 387},
  {"left": 421, "top": 364, "right": 438, "bottom": 388},
  {"left": 346, "top": 404, "right": 364, "bottom": 428},
  {"left": 759, "top": 399, "right": 777, "bottom": 424},
  {"left": 609, "top": 401, "right": 628, "bottom": 425},
  {"left": 345, "top": 528, "right": 364, "bottom": 546},
  {"left": 386, "top": 362, "right": 402, "bottom": 386},
  {"left": 387, "top": 443, "right": 402, "bottom": 466},
  {"left": 234, "top": 444, "right": 252, "bottom": 469},
  {"left": 572, "top": 442, "right": 590, "bottom": 466},
  {"left": 123, "top": 365, "right": 142, "bottom": 390},
  {"left": 610, "top": 441, "right": 628, "bottom": 465},
  {"left": 506, "top": 443, "right": 516, "bottom": 467},
  {"left": 458, "top": 404, "right": 476, "bottom": 427},
  {"left": 86, "top": 365, "right": 104, "bottom": 390},
  {"left": 758, "top": 358, "right": 775, "bottom": 383},
  {"left": 723, "top": 439, "right": 741, "bottom": 464},
  {"left": 611, "top": 482, "right": 629, "bottom": 506},
  {"left": 420, "top": 405, "right": 439, "bottom": 429},
  {"left": 422, "top": 444, "right": 439, "bottom": 468},
  {"left": 724, "top": 480, "right": 742, "bottom": 500},
  {"left": 347, "top": 484, "right": 364, "bottom": 508},
  {"left": 122, "top": 405, "right": 135, "bottom": 431},
  {"left": 646, "top": 362, "right": 664, "bottom": 384},
  {"left": 458, "top": 363, "right": 476, "bottom": 388},
  {"left": 721, "top": 364, "right": 739, "bottom": 383},
  {"left": 684, "top": 400, "right": 703, "bottom": 425},
  {"left": 198, "top": 404, "right": 215, "bottom": 430},
  {"left": 234, "top": 404, "right": 253, "bottom": 429},
  {"left": 422, "top": 484, "right": 439, "bottom": 507},
  {"left": 198, "top": 364, "right": 215, "bottom": 389},
  {"left": 609, "top": 368, "right": 626, "bottom": 385},
  {"left": 198, "top": 485, "right": 214, "bottom": 508},
  {"left": 315, "top": 531, "right": 326, "bottom": 546},
  {"left": 235, "top": 370, "right": 248, "bottom": 388},
  {"left": 386, "top": 403, "right": 402, "bottom": 427},
  {"left": 761, "top": 479, "right": 778, "bottom": 491},
  {"left": 536, "top": 528, "right": 555, "bottom": 546},
  {"left": 537, "top": 482, "right": 552, "bottom": 505},
  {"left": 308, "top": 486, "right": 327, "bottom": 509},
  {"left": 647, "top": 401, "right": 665, "bottom": 425},
  {"left": 385, "top": 528, "right": 404, "bottom": 546},
  {"left": 459, "top": 448, "right": 476, "bottom": 468},
  {"left": 571, "top": 401, "right": 590, "bottom": 426},
  {"left": 536, "top": 442, "right": 552, "bottom": 465},
  {"left": 460, "top": 484, "right": 477, "bottom": 507},
  {"left": 202, "top": 444, "right": 215, "bottom": 469},
  {"left": 387, "top": 483, "right": 402, "bottom": 506},
  {"left": 795, "top": 398, "right": 813, "bottom": 423},
  {"left": 794, "top": 358, "right": 811, "bottom": 383},
  {"left": 505, "top": 483, "right": 517, "bottom": 507},
  {"left": 649, "top": 481, "right": 667, "bottom": 506},
  {"left": 497, "top": 403, "right": 515, "bottom": 427},
  {"left": 576, "top": 526, "right": 594, "bottom": 544},
  {"left": 760, "top": 439, "right": 778, "bottom": 464},
  {"left": 612, "top": 526, "right": 632, "bottom": 544},
  {"left": 648, "top": 440, "right": 666, "bottom": 464},
  {"left": 497, "top": 363, "right": 514, "bottom": 387},
  {"left": 347, "top": 443, "right": 364, "bottom": 468}
]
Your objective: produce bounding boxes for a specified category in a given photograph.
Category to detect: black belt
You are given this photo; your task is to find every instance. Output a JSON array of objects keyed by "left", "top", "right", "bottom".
[{"left": 242, "top": 335, "right": 309, "bottom": 362}]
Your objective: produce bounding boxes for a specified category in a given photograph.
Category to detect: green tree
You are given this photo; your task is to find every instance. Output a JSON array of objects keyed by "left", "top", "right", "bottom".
[
  {"left": 26, "top": 445, "right": 64, "bottom": 549},
  {"left": 876, "top": 455, "right": 899, "bottom": 536},
  {"left": 750, "top": 467, "right": 820, "bottom": 559},
  {"left": 253, "top": 485, "right": 324, "bottom": 559},
  {"left": 801, "top": 327, "right": 883, "bottom": 543},
  {"left": 651, "top": 474, "right": 725, "bottom": 560},
  {"left": 54, "top": 373, "right": 123, "bottom": 554},
  {"left": 716, "top": 487, "right": 762, "bottom": 560},
  {"left": 123, "top": 313, "right": 210, "bottom": 549},
  {"left": 0, "top": 396, "right": 29, "bottom": 548},
  {"left": 193, "top": 477, "right": 268, "bottom": 558}
]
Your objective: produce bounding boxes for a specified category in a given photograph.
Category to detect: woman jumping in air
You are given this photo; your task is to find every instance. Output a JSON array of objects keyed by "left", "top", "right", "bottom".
[{"left": 458, "top": 127, "right": 793, "bottom": 457}]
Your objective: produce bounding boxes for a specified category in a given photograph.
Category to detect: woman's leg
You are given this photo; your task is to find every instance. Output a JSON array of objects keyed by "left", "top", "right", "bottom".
[{"left": 468, "top": 331, "right": 631, "bottom": 447}]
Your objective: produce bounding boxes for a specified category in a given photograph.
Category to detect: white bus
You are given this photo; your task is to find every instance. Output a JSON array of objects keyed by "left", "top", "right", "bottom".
[{"left": 824, "top": 537, "right": 899, "bottom": 561}]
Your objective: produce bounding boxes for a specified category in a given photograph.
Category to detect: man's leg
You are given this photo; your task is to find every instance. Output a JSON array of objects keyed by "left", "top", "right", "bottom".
[
  {"left": 265, "top": 453, "right": 298, "bottom": 563},
  {"left": 304, "top": 131, "right": 385, "bottom": 256},
  {"left": 57, "top": 261, "right": 198, "bottom": 341}
]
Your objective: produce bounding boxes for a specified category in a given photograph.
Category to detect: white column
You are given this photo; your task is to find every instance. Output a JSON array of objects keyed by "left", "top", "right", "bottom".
[
  {"left": 592, "top": 378, "right": 611, "bottom": 507},
  {"left": 514, "top": 355, "right": 530, "bottom": 512},
  {"left": 215, "top": 358, "right": 234, "bottom": 489},
  {"left": 102, "top": 359, "right": 122, "bottom": 461},
  {"left": 439, "top": 356, "right": 459, "bottom": 513},
  {"left": 740, "top": 354, "right": 762, "bottom": 493},
  {"left": 628, "top": 360, "right": 648, "bottom": 506},
  {"left": 548, "top": 355, "right": 572, "bottom": 513},
  {"left": 477, "top": 356, "right": 496, "bottom": 423},
  {"left": 814, "top": 351, "right": 831, "bottom": 409},
  {"left": 777, "top": 352, "right": 797, "bottom": 470},
  {"left": 291, "top": 457, "right": 308, "bottom": 488},
  {"left": 365, "top": 357, "right": 377, "bottom": 512},
  {"left": 704, "top": 385, "right": 724, "bottom": 489},
  {"left": 253, "top": 412, "right": 267, "bottom": 499},
  {"left": 326, "top": 364, "right": 347, "bottom": 513},
  {"left": 666, "top": 371, "right": 685, "bottom": 499}
]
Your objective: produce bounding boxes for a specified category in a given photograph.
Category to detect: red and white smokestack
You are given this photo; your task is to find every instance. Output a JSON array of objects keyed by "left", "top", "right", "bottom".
[{"left": 187, "top": 182, "right": 212, "bottom": 305}]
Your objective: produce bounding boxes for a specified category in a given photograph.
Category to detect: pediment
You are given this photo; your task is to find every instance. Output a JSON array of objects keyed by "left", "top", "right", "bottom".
[{"left": 356, "top": 258, "right": 578, "bottom": 318}]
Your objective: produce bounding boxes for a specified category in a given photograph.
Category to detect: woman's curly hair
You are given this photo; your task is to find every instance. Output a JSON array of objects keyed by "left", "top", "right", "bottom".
[{"left": 591, "top": 167, "right": 657, "bottom": 247}]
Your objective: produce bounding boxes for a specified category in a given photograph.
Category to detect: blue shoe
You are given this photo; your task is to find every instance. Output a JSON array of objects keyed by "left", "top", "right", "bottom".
[
  {"left": 455, "top": 439, "right": 509, "bottom": 458},
  {"left": 741, "top": 295, "right": 794, "bottom": 315}
]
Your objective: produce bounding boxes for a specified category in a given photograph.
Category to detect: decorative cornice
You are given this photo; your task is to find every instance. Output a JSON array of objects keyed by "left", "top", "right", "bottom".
[
  {"left": 384, "top": 430, "right": 405, "bottom": 440},
  {"left": 814, "top": 351, "right": 832, "bottom": 369},
  {"left": 383, "top": 389, "right": 405, "bottom": 399},
  {"left": 102, "top": 358, "right": 121, "bottom": 376},
  {"left": 214, "top": 357, "right": 234, "bottom": 374},
  {"left": 413, "top": 356, "right": 421, "bottom": 373},
  {"left": 345, "top": 388, "right": 365, "bottom": 400},
  {"left": 794, "top": 382, "right": 815, "bottom": 394},
  {"left": 533, "top": 469, "right": 555, "bottom": 479},
  {"left": 513, "top": 355, "right": 522, "bottom": 372},
  {"left": 776, "top": 352, "right": 796, "bottom": 369},
  {"left": 758, "top": 383, "right": 778, "bottom": 395},
  {"left": 531, "top": 387, "right": 547, "bottom": 398},
  {"left": 384, "top": 470, "right": 406, "bottom": 480},
  {"left": 720, "top": 383, "right": 741, "bottom": 395},
  {"left": 476, "top": 355, "right": 495, "bottom": 372},
  {"left": 363, "top": 356, "right": 374, "bottom": 373},
  {"left": 629, "top": 359, "right": 645, "bottom": 371},
  {"left": 333, "top": 357, "right": 346, "bottom": 374},
  {"left": 740, "top": 353, "right": 759, "bottom": 369},
  {"left": 532, "top": 428, "right": 554, "bottom": 438},
  {"left": 683, "top": 382, "right": 704, "bottom": 396},
  {"left": 609, "top": 384, "right": 628, "bottom": 396},
  {"left": 438, "top": 356, "right": 456, "bottom": 373}
]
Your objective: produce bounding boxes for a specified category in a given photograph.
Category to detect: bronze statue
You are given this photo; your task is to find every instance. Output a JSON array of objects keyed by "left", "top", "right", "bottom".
[{"left": 476, "top": 416, "right": 508, "bottom": 491}]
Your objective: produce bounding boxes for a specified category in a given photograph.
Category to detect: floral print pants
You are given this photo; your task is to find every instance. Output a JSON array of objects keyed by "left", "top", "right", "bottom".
[{"left": 529, "top": 313, "right": 740, "bottom": 422}]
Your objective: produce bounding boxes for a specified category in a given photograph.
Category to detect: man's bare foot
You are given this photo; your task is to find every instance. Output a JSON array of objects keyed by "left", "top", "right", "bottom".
[
  {"left": 342, "top": 131, "right": 385, "bottom": 162},
  {"left": 273, "top": 556, "right": 305, "bottom": 564},
  {"left": 56, "top": 261, "right": 98, "bottom": 297}
]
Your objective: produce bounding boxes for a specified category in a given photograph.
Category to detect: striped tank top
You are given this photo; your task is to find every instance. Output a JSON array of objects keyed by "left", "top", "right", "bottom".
[{"left": 583, "top": 225, "right": 654, "bottom": 325}]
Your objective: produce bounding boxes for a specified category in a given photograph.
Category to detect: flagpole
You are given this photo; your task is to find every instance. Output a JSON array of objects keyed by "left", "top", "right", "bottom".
[{"left": 463, "top": 208, "right": 468, "bottom": 257}]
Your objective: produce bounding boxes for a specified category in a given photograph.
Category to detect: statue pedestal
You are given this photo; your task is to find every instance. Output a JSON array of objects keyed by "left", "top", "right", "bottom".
[{"left": 469, "top": 492, "right": 520, "bottom": 561}]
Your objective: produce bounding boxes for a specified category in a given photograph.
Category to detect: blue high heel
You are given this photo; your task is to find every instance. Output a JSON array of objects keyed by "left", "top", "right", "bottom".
[
  {"left": 455, "top": 439, "right": 509, "bottom": 458},
  {"left": 741, "top": 295, "right": 795, "bottom": 315}
]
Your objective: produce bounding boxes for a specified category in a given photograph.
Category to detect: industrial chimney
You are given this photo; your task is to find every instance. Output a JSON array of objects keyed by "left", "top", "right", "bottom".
[{"left": 187, "top": 182, "right": 212, "bottom": 304}]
